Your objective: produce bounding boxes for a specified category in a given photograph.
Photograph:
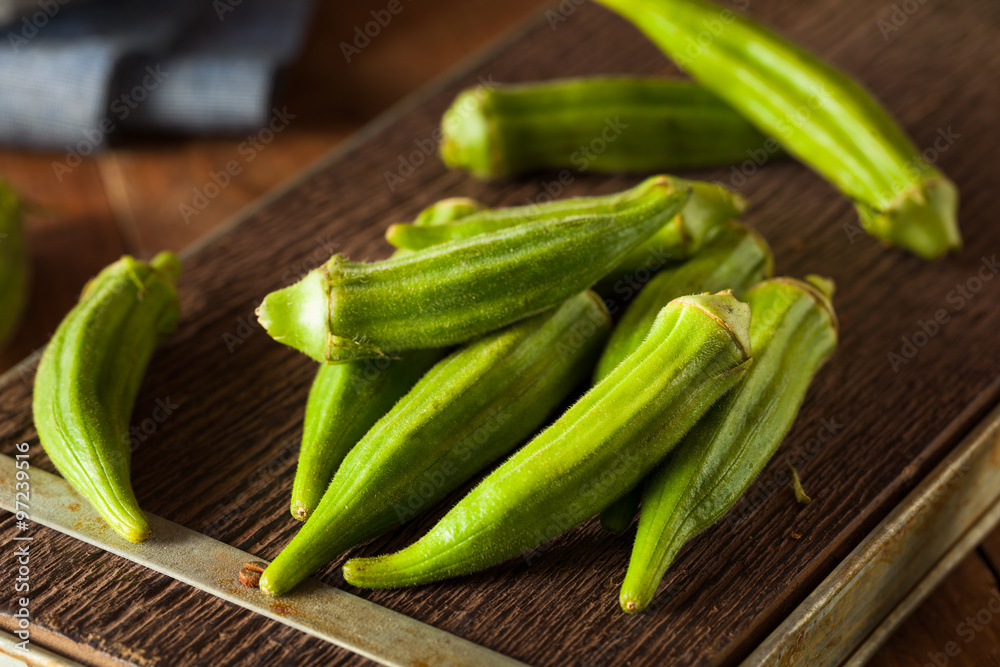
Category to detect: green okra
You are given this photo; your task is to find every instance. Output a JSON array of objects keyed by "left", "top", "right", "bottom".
[
  {"left": 440, "top": 77, "right": 776, "bottom": 180},
  {"left": 291, "top": 198, "right": 485, "bottom": 520},
  {"left": 619, "top": 276, "right": 837, "bottom": 613},
  {"left": 341, "top": 291, "right": 752, "bottom": 589},
  {"left": 596, "top": 220, "right": 772, "bottom": 381},
  {"left": 600, "top": 486, "right": 643, "bottom": 534},
  {"left": 0, "top": 181, "right": 28, "bottom": 350},
  {"left": 412, "top": 196, "right": 485, "bottom": 226},
  {"left": 33, "top": 252, "right": 182, "bottom": 543},
  {"left": 386, "top": 175, "right": 744, "bottom": 293},
  {"left": 261, "top": 291, "right": 612, "bottom": 596},
  {"left": 256, "top": 177, "right": 689, "bottom": 363},
  {"left": 594, "top": 0, "right": 960, "bottom": 259},
  {"left": 596, "top": 220, "right": 773, "bottom": 531}
]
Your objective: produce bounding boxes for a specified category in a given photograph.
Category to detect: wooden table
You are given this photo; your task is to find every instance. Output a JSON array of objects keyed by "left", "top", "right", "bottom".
[{"left": 1, "top": 0, "right": 999, "bottom": 664}]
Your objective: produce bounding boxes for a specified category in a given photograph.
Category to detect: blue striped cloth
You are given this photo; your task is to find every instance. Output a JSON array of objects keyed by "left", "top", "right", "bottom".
[{"left": 0, "top": 0, "right": 313, "bottom": 149}]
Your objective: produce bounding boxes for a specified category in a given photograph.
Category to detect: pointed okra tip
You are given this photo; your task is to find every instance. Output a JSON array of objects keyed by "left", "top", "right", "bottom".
[
  {"left": 256, "top": 267, "right": 332, "bottom": 363},
  {"left": 257, "top": 565, "right": 288, "bottom": 597},
  {"left": 291, "top": 503, "right": 309, "bottom": 522},
  {"left": 674, "top": 290, "right": 752, "bottom": 360},
  {"left": 121, "top": 521, "right": 152, "bottom": 543},
  {"left": 412, "top": 196, "right": 486, "bottom": 226},
  {"left": 106, "top": 509, "right": 151, "bottom": 543},
  {"left": 619, "top": 591, "right": 650, "bottom": 614},
  {"left": 857, "top": 176, "right": 961, "bottom": 260}
]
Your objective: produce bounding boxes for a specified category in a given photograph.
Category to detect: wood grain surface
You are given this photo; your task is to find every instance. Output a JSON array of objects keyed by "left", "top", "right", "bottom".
[{"left": 1, "top": 0, "right": 999, "bottom": 664}]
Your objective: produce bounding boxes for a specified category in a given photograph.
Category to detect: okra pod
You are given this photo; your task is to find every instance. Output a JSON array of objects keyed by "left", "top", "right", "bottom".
[
  {"left": 261, "top": 291, "right": 611, "bottom": 596},
  {"left": 33, "top": 252, "right": 182, "bottom": 543},
  {"left": 440, "top": 77, "right": 775, "bottom": 180},
  {"left": 342, "top": 291, "right": 752, "bottom": 589},
  {"left": 387, "top": 175, "right": 744, "bottom": 291},
  {"left": 596, "top": 220, "right": 772, "bottom": 530},
  {"left": 600, "top": 486, "right": 643, "bottom": 534},
  {"left": 0, "top": 181, "right": 28, "bottom": 350},
  {"left": 594, "top": 0, "right": 960, "bottom": 259},
  {"left": 411, "top": 196, "right": 485, "bottom": 226},
  {"left": 291, "top": 198, "right": 484, "bottom": 520},
  {"left": 595, "top": 220, "right": 772, "bottom": 381},
  {"left": 620, "top": 276, "right": 837, "bottom": 613},
  {"left": 256, "top": 178, "right": 689, "bottom": 363}
]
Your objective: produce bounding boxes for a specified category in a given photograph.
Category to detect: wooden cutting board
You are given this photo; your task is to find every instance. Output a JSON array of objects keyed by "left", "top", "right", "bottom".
[{"left": 2, "top": 0, "right": 998, "bottom": 664}]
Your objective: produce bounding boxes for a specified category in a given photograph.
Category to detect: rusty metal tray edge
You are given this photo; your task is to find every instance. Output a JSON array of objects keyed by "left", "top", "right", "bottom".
[{"left": 746, "top": 397, "right": 1000, "bottom": 666}]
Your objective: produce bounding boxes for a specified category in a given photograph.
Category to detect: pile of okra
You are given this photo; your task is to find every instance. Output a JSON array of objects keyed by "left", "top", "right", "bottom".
[{"left": 26, "top": 0, "right": 957, "bottom": 614}]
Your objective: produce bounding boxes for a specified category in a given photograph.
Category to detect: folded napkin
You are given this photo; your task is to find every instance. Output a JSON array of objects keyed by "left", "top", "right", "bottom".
[{"left": 0, "top": 0, "right": 313, "bottom": 149}]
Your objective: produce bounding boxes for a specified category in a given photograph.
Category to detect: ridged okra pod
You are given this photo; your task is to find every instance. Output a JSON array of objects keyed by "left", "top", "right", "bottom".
[
  {"left": 342, "top": 291, "right": 752, "bottom": 589},
  {"left": 440, "top": 77, "right": 776, "bottom": 180},
  {"left": 596, "top": 220, "right": 772, "bottom": 381},
  {"left": 33, "top": 252, "right": 182, "bottom": 543},
  {"left": 291, "top": 197, "right": 485, "bottom": 520},
  {"left": 256, "top": 178, "right": 689, "bottom": 362},
  {"left": 386, "top": 175, "right": 744, "bottom": 293},
  {"left": 596, "top": 220, "right": 772, "bottom": 531},
  {"left": 599, "top": 486, "right": 644, "bottom": 534},
  {"left": 0, "top": 181, "right": 28, "bottom": 350},
  {"left": 620, "top": 276, "right": 837, "bottom": 613},
  {"left": 261, "top": 291, "right": 611, "bottom": 596},
  {"left": 594, "top": 0, "right": 960, "bottom": 259}
]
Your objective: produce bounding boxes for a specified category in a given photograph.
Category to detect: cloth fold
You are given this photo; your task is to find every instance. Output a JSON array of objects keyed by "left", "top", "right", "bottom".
[{"left": 0, "top": 0, "right": 313, "bottom": 149}]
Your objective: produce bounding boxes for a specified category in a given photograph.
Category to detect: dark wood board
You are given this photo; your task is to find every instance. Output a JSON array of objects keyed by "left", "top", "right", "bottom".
[{"left": 2, "top": 0, "right": 998, "bottom": 664}]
